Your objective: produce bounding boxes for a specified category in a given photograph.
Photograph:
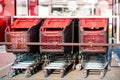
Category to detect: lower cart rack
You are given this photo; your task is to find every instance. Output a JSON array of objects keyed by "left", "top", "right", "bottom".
[
  {"left": 7, "top": 53, "right": 43, "bottom": 78},
  {"left": 44, "top": 61, "right": 70, "bottom": 78},
  {"left": 82, "top": 55, "right": 109, "bottom": 79}
]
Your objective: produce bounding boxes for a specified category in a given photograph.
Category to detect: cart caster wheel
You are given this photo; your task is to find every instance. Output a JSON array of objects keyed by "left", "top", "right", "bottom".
[
  {"left": 60, "top": 70, "right": 65, "bottom": 78},
  {"left": 76, "top": 64, "right": 82, "bottom": 70},
  {"left": 44, "top": 70, "right": 48, "bottom": 77},
  {"left": 34, "top": 68, "right": 38, "bottom": 72},
  {"left": 100, "top": 71, "right": 105, "bottom": 79},
  {"left": 32, "top": 69, "right": 35, "bottom": 74},
  {"left": 83, "top": 70, "right": 88, "bottom": 78},
  {"left": 25, "top": 70, "right": 31, "bottom": 78},
  {"left": 7, "top": 70, "right": 16, "bottom": 78},
  {"left": 48, "top": 69, "right": 52, "bottom": 74},
  {"left": 19, "top": 69, "right": 23, "bottom": 73},
  {"left": 16, "top": 70, "right": 20, "bottom": 74}
]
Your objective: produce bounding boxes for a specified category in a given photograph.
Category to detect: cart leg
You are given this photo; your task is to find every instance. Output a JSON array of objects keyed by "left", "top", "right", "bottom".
[
  {"left": 107, "top": 64, "right": 111, "bottom": 71},
  {"left": 100, "top": 70, "right": 105, "bottom": 79},
  {"left": 25, "top": 70, "right": 32, "bottom": 78},
  {"left": 76, "top": 64, "right": 82, "bottom": 70},
  {"left": 72, "top": 63, "right": 76, "bottom": 70},
  {"left": 44, "top": 69, "right": 49, "bottom": 77},
  {"left": 7, "top": 69, "right": 16, "bottom": 78},
  {"left": 60, "top": 70, "right": 65, "bottom": 78},
  {"left": 42, "top": 63, "right": 46, "bottom": 70},
  {"left": 83, "top": 70, "right": 88, "bottom": 78}
]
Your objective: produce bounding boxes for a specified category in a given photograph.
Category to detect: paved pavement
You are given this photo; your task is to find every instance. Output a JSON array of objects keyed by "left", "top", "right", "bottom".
[
  {"left": 0, "top": 53, "right": 15, "bottom": 79},
  {"left": 0, "top": 45, "right": 15, "bottom": 78},
  {"left": 0, "top": 53, "right": 15, "bottom": 68},
  {"left": 0, "top": 45, "right": 15, "bottom": 68}
]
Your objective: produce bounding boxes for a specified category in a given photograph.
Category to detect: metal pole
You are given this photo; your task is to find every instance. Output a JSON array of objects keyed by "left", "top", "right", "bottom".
[
  {"left": 117, "top": 16, "right": 120, "bottom": 43},
  {"left": 1, "top": 42, "right": 120, "bottom": 46}
]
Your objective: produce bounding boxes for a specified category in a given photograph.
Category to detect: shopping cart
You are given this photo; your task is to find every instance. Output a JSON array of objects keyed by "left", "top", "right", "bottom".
[
  {"left": 40, "top": 18, "right": 77, "bottom": 78},
  {"left": 6, "top": 17, "right": 44, "bottom": 78},
  {"left": 77, "top": 18, "right": 109, "bottom": 78}
]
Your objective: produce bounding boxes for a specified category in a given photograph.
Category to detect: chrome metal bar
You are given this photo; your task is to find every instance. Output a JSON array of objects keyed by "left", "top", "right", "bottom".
[{"left": 1, "top": 42, "right": 120, "bottom": 46}]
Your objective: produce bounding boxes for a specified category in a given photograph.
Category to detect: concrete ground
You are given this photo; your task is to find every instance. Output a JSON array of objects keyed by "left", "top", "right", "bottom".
[
  {"left": 0, "top": 45, "right": 15, "bottom": 78},
  {"left": 0, "top": 53, "right": 15, "bottom": 68}
]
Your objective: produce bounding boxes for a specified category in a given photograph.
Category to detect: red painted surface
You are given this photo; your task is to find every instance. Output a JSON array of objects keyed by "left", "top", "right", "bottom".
[
  {"left": 0, "top": 16, "right": 11, "bottom": 42},
  {"left": 0, "top": 0, "right": 5, "bottom": 15},
  {"left": 0, "top": 0, "right": 14, "bottom": 41},
  {"left": 0, "top": 0, "right": 6, "bottom": 41},
  {"left": 4, "top": 0, "right": 14, "bottom": 16},
  {"left": 0, "top": 18, "right": 6, "bottom": 42},
  {"left": 29, "top": 0, "right": 38, "bottom": 16}
]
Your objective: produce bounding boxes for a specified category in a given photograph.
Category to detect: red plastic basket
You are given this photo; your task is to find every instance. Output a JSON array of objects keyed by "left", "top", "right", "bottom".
[{"left": 40, "top": 18, "right": 72, "bottom": 53}]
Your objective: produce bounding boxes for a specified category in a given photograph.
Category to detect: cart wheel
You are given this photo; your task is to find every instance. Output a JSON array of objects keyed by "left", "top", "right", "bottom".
[
  {"left": 60, "top": 70, "right": 65, "bottom": 78},
  {"left": 25, "top": 70, "right": 32, "bottom": 78},
  {"left": 76, "top": 64, "right": 82, "bottom": 70},
  {"left": 44, "top": 70, "right": 48, "bottom": 77},
  {"left": 16, "top": 69, "right": 20, "bottom": 74},
  {"left": 83, "top": 70, "right": 88, "bottom": 78},
  {"left": 48, "top": 69, "right": 52, "bottom": 74},
  {"left": 34, "top": 68, "right": 38, "bottom": 72},
  {"left": 19, "top": 69, "right": 23, "bottom": 73},
  {"left": 31, "top": 70, "right": 34, "bottom": 74},
  {"left": 7, "top": 70, "right": 16, "bottom": 78},
  {"left": 100, "top": 71, "right": 105, "bottom": 79}
]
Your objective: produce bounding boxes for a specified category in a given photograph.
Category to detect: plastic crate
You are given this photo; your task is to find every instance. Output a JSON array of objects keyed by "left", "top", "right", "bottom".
[
  {"left": 40, "top": 18, "right": 73, "bottom": 53},
  {"left": 5, "top": 18, "right": 43, "bottom": 52}
]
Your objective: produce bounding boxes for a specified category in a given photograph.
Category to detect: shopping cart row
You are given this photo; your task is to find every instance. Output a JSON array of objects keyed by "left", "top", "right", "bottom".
[{"left": 6, "top": 17, "right": 110, "bottom": 79}]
